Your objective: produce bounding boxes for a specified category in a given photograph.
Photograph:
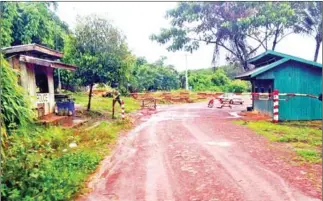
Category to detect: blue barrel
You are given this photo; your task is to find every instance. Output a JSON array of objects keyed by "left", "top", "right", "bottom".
[{"left": 56, "top": 100, "right": 75, "bottom": 116}]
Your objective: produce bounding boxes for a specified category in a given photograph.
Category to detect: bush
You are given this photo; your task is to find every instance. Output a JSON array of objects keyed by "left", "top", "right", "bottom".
[
  {"left": 0, "top": 54, "right": 34, "bottom": 130},
  {"left": 1, "top": 118, "right": 134, "bottom": 200},
  {"left": 227, "top": 80, "right": 249, "bottom": 93},
  {"left": 188, "top": 68, "right": 249, "bottom": 92},
  {"left": 1, "top": 125, "right": 101, "bottom": 201}
]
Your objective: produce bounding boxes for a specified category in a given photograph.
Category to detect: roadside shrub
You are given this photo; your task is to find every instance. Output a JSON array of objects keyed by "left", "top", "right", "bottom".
[
  {"left": 227, "top": 80, "right": 249, "bottom": 93},
  {"left": 210, "top": 69, "right": 230, "bottom": 86},
  {"left": 0, "top": 54, "right": 34, "bottom": 130},
  {"left": 188, "top": 68, "right": 248, "bottom": 92},
  {"left": 1, "top": 125, "right": 101, "bottom": 201}
]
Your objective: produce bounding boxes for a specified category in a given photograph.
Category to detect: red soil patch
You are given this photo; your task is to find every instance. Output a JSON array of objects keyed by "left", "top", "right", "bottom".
[{"left": 239, "top": 110, "right": 272, "bottom": 121}]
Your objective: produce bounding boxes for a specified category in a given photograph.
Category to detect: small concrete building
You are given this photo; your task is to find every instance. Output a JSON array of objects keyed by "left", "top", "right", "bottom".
[
  {"left": 236, "top": 50, "right": 322, "bottom": 121},
  {"left": 2, "top": 44, "right": 77, "bottom": 116}
]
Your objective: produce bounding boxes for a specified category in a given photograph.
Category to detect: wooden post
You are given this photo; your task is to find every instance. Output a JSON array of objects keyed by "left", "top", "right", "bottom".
[
  {"left": 87, "top": 84, "right": 94, "bottom": 111},
  {"left": 112, "top": 99, "right": 116, "bottom": 119}
]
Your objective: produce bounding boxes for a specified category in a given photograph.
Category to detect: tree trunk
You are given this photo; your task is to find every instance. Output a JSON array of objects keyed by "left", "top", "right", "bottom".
[
  {"left": 314, "top": 38, "right": 321, "bottom": 62},
  {"left": 272, "top": 28, "right": 280, "bottom": 51},
  {"left": 87, "top": 83, "right": 94, "bottom": 111}
]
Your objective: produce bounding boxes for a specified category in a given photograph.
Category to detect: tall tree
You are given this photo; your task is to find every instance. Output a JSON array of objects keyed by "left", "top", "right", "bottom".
[
  {"left": 64, "top": 14, "right": 132, "bottom": 111},
  {"left": 153, "top": 56, "right": 168, "bottom": 66},
  {"left": 0, "top": 2, "right": 69, "bottom": 50},
  {"left": 151, "top": 2, "right": 300, "bottom": 70},
  {"left": 294, "top": 2, "right": 322, "bottom": 62},
  {"left": 136, "top": 56, "right": 148, "bottom": 66},
  {"left": 150, "top": 2, "right": 258, "bottom": 70},
  {"left": 246, "top": 2, "right": 297, "bottom": 51}
]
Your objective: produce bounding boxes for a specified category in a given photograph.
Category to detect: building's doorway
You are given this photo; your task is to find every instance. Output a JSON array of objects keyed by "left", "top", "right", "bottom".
[
  {"left": 35, "top": 65, "right": 49, "bottom": 93},
  {"left": 252, "top": 79, "right": 274, "bottom": 116}
]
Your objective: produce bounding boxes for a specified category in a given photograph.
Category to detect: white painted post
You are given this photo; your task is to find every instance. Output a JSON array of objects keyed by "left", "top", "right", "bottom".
[{"left": 273, "top": 89, "right": 279, "bottom": 123}]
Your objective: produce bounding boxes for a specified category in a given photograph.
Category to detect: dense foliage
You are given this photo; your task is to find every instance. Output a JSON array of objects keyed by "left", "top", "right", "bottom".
[
  {"left": 0, "top": 55, "right": 34, "bottom": 130},
  {"left": 63, "top": 14, "right": 134, "bottom": 110},
  {"left": 188, "top": 68, "right": 249, "bottom": 93},
  {"left": 129, "top": 57, "right": 180, "bottom": 92},
  {"left": 1, "top": 121, "right": 128, "bottom": 201},
  {"left": 151, "top": 2, "right": 322, "bottom": 69},
  {"left": 294, "top": 2, "right": 322, "bottom": 62},
  {"left": 0, "top": 2, "right": 68, "bottom": 50}
]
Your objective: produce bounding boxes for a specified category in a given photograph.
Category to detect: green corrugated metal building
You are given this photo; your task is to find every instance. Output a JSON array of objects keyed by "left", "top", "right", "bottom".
[{"left": 236, "top": 50, "right": 322, "bottom": 121}]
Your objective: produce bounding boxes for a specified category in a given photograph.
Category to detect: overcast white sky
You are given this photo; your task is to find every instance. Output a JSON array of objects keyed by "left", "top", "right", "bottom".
[{"left": 57, "top": 2, "right": 322, "bottom": 72}]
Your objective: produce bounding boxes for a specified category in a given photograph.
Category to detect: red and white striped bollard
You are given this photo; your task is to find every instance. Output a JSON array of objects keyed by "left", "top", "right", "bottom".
[{"left": 273, "top": 89, "right": 279, "bottom": 123}]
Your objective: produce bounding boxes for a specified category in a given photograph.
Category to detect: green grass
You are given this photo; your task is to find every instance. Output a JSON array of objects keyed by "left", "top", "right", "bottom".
[
  {"left": 295, "top": 149, "right": 321, "bottom": 163},
  {"left": 72, "top": 92, "right": 141, "bottom": 114},
  {"left": 2, "top": 103, "right": 135, "bottom": 200},
  {"left": 234, "top": 120, "right": 322, "bottom": 163}
]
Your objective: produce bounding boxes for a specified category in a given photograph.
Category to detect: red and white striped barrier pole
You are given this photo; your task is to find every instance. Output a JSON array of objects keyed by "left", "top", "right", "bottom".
[
  {"left": 121, "top": 100, "right": 125, "bottom": 120},
  {"left": 273, "top": 89, "right": 279, "bottom": 123}
]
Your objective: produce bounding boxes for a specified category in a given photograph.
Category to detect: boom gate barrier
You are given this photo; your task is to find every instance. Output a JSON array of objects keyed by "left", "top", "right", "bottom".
[{"left": 230, "top": 90, "right": 320, "bottom": 123}]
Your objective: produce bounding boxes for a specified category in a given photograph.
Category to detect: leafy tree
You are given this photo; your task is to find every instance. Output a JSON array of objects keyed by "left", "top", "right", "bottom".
[
  {"left": 0, "top": 2, "right": 68, "bottom": 50},
  {"left": 178, "top": 72, "right": 186, "bottom": 89},
  {"left": 294, "top": 2, "right": 322, "bottom": 62},
  {"left": 0, "top": 2, "right": 17, "bottom": 47},
  {"left": 151, "top": 2, "right": 302, "bottom": 70},
  {"left": 153, "top": 56, "right": 168, "bottom": 66},
  {"left": 187, "top": 68, "right": 249, "bottom": 92},
  {"left": 245, "top": 2, "right": 297, "bottom": 51},
  {"left": 227, "top": 80, "right": 250, "bottom": 93},
  {"left": 135, "top": 56, "right": 148, "bottom": 66},
  {"left": 150, "top": 2, "right": 261, "bottom": 70},
  {"left": 129, "top": 61, "right": 180, "bottom": 92},
  {"left": 210, "top": 69, "right": 230, "bottom": 86},
  {"left": 53, "top": 69, "right": 82, "bottom": 92},
  {"left": 63, "top": 14, "right": 132, "bottom": 111},
  {"left": 220, "top": 64, "right": 244, "bottom": 79}
]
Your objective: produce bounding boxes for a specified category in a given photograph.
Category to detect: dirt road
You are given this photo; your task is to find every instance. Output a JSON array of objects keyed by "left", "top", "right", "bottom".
[{"left": 79, "top": 102, "right": 321, "bottom": 201}]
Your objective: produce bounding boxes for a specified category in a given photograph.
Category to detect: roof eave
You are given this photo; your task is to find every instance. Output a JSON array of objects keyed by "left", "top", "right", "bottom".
[
  {"left": 2, "top": 44, "right": 63, "bottom": 59},
  {"left": 235, "top": 76, "right": 251, "bottom": 80},
  {"left": 51, "top": 62, "right": 77, "bottom": 71},
  {"left": 247, "top": 51, "right": 269, "bottom": 64},
  {"left": 19, "top": 55, "right": 77, "bottom": 71},
  {"left": 248, "top": 50, "right": 322, "bottom": 68}
]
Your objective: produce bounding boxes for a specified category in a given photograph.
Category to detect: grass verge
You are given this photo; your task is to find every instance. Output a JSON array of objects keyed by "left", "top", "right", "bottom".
[
  {"left": 2, "top": 115, "right": 134, "bottom": 200},
  {"left": 71, "top": 92, "right": 141, "bottom": 114},
  {"left": 234, "top": 120, "right": 322, "bottom": 164}
]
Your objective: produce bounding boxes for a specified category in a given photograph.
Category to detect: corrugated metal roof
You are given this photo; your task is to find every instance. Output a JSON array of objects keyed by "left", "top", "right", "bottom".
[
  {"left": 248, "top": 50, "right": 322, "bottom": 68},
  {"left": 236, "top": 50, "right": 322, "bottom": 80},
  {"left": 235, "top": 65, "right": 267, "bottom": 79},
  {"left": 235, "top": 58, "right": 289, "bottom": 80}
]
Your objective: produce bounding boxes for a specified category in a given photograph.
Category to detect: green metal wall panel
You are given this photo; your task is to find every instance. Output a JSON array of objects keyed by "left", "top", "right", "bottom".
[
  {"left": 254, "top": 99, "right": 273, "bottom": 117},
  {"left": 254, "top": 60, "right": 322, "bottom": 120}
]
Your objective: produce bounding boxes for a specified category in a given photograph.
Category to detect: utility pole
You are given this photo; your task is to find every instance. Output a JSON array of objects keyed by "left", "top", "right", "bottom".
[{"left": 185, "top": 54, "right": 188, "bottom": 90}]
